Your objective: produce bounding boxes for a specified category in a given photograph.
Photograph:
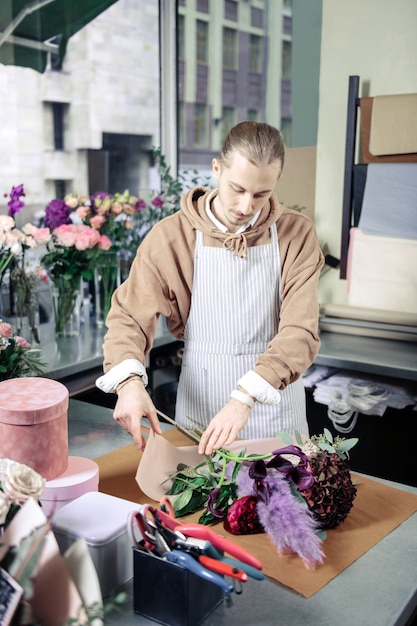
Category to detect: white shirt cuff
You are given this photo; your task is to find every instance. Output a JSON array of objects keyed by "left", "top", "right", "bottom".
[
  {"left": 96, "top": 359, "right": 148, "bottom": 393},
  {"left": 237, "top": 370, "right": 281, "bottom": 405}
]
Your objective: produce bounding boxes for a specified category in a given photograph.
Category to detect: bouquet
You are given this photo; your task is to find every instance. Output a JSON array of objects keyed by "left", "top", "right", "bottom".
[
  {"left": 166, "top": 428, "right": 358, "bottom": 569},
  {"left": 0, "top": 320, "right": 45, "bottom": 380}
]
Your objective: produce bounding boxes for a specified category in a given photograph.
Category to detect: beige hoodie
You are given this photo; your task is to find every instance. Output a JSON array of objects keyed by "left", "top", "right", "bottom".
[{"left": 102, "top": 187, "right": 324, "bottom": 391}]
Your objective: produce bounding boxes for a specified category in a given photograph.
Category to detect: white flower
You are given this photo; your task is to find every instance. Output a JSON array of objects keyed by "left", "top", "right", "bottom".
[
  {"left": 3, "top": 461, "right": 45, "bottom": 504},
  {"left": 0, "top": 490, "right": 10, "bottom": 525}
]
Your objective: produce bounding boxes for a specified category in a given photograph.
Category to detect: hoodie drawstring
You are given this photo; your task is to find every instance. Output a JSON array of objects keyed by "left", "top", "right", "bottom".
[{"left": 223, "top": 233, "right": 248, "bottom": 258}]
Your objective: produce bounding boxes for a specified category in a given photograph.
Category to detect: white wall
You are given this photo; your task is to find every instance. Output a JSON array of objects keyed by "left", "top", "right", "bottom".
[{"left": 315, "top": 0, "right": 417, "bottom": 305}]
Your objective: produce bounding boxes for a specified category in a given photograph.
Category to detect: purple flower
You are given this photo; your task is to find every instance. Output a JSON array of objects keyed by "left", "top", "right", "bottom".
[
  {"left": 151, "top": 195, "right": 164, "bottom": 209},
  {"left": 7, "top": 184, "right": 25, "bottom": 217},
  {"left": 135, "top": 198, "right": 147, "bottom": 211},
  {"left": 207, "top": 488, "right": 226, "bottom": 519},
  {"left": 247, "top": 460, "right": 269, "bottom": 504},
  {"left": 267, "top": 445, "right": 314, "bottom": 490},
  {"left": 44, "top": 199, "right": 71, "bottom": 230}
]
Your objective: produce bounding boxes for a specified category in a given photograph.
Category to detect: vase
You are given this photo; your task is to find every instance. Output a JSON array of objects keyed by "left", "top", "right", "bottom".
[
  {"left": 93, "top": 250, "right": 120, "bottom": 328},
  {"left": 51, "top": 277, "right": 82, "bottom": 337}
]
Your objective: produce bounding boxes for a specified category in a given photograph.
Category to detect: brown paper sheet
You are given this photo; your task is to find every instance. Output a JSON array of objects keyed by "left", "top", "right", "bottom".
[
  {"left": 369, "top": 94, "right": 417, "bottom": 156},
  {"left": 360, "top": 98, "right": 417, "bottom": 164},
  {"left": 95, "top": 430, "right": 417, "bottom": 598},
  {"left": 319, "top": 303, "right": 417, "bottom": 327}
]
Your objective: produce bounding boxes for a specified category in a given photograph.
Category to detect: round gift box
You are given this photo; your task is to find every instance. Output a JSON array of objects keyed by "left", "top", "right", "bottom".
[
  {"left": 0, "top": 377, "right": 69, "bottom": 480},
  {"left": 41, "top": 456, "right": 99, "bottom": 517}
]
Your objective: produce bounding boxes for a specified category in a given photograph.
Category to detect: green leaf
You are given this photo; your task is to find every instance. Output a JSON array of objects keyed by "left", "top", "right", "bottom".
[
  {"left": 324, "top": 427, "right": 333, "bottom": 443},
  {"left": 317, "top": 441, "right": 336, "bottom": 454},
  {"left": 275, "top": 431, "right": 293, "bottom": 444},
  {"left": 337, "top": 438, "right": 359, "bottom": 452},
  {"left": 294, "top": 430, "right": 303, "bottom": 445}
]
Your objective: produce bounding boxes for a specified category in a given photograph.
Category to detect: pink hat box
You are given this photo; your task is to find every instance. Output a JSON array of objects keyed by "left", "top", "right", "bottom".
[
  {"left": 0, "top": 377, "right": 69, "bottom": 480},
  {"left": 41, "top": 456, "right": 99, "bottom": 517}
]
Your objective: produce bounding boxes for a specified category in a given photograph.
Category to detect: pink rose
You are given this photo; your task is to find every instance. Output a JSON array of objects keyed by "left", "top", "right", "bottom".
[
  {"left": 98, "top": 235, "right": 112, "bottom": 251},
  {"left": 33, "top": 227, "right": 51, "bottom": 244},
  {"left": 0, "top": 322, "right": 13, "bottom": 339},
  {"left": 54, "top": 224, "right": 76, "bottom": 247},
  {"left": 224, "top": 496, "right": 263, "bottom": 535},
  {"left": 75, "top": 206, "right": 91, "bottom": 219},
  {"left": 15, "top": 336, "right": 31, "bottom": 349},
  {"left": 90, "top": 214, "right": 106, "bottom": 229}
]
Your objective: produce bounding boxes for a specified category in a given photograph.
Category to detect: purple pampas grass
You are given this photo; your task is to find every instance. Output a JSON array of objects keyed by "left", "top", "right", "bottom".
[{"left": 236, "top": 465, "right": 324, "bottom": 569}]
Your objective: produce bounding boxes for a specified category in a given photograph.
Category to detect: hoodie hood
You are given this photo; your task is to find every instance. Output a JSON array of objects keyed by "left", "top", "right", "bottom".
[{"left": 180, "top": 187, "right": 284, "bottom": 258}]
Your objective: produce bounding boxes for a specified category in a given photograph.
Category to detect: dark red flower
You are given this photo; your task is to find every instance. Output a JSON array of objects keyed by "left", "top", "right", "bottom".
[
  {"left": 300, "top": 451, "right": 357, "bottom": 529},
  {"left": 224, "top": 495, "right": 264, "bottom": 535}
]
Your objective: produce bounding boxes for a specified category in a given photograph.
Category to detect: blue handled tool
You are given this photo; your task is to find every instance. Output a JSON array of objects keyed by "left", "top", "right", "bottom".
[{"left": 165, "top": 550, "right": 234, "bottom": 596}]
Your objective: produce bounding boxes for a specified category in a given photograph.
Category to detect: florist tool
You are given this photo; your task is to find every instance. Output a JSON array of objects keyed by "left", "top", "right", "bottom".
[
  {"left": 129, "top": 508, "right": 234, "bottom": 596},
  {"left": 145, "top": 497, "right": 263, "bottom": 574}
]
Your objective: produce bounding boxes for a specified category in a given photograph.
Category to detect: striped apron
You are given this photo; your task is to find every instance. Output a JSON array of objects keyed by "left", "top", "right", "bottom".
[{"left": 175, "top": 227, "right": 308, "bottom": 438}]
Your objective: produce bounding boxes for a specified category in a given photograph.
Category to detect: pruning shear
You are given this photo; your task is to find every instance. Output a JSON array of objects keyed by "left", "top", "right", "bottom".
[{"left": 137, "top": 497, "right": 263, "bottom": 579}]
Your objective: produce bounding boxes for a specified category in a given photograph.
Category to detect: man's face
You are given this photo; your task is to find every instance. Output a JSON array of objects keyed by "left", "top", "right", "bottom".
[{"left": 211, "top": 151, "right": 282, "bottom": 233}]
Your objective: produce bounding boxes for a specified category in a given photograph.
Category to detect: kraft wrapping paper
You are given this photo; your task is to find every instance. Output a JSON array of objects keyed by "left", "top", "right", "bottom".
[
  {"left": 359, "top": 98, "right": 417, "bottom": 164},
  {"left": 95, "top": 429, "right": 417, "bottom": 598},
  {"left": 369, "top": 94, "right": 417, "bottom": 156}
]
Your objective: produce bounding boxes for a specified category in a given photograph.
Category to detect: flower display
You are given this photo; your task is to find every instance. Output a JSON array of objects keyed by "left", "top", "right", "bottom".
[
  {"left": 0, "top": 319, "right": 46, "bottom": 380},
  {"left": 41, "top": 223, "right": 111, "bottom": 334},
  {"left": 166, "top": 427, "right": 358, "bottom": 569}
]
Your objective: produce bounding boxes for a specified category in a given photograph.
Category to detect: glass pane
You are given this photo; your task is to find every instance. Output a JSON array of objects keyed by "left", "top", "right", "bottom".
[{"left": 177, "top": 0, "right": 294, "bottom": 181}]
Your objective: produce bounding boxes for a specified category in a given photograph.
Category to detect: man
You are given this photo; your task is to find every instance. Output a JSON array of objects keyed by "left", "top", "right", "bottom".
[{"left": 96, "top": 121, "right": 324, "bottom": 455}]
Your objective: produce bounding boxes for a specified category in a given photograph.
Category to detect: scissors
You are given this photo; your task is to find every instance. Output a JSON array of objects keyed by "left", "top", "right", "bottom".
[
  {"left": 128, "top": 501, "right": 236, "bottom": 595},
  {"left": 143, "top": 498, "right": 263, "bottom": 580}
]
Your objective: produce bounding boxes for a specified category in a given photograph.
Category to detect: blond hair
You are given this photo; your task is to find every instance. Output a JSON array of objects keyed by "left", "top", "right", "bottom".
[{"left": 218, "top": 121, "right": 285, "bottom": 169}]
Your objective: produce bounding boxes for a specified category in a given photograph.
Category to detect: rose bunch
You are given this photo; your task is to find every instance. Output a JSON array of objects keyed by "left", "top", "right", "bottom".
[{"left": 0, "top": 320, "right": 46, "bottom": 380}]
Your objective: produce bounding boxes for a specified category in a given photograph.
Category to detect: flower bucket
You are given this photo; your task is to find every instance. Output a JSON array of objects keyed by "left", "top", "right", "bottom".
[
  {"left": 93, "top": 250, "right": 120, "bottom": 328},
  {"left": 51, "top": 276, "right": 82, "bottom": 337},
  {"left": 0, "top": 377, "right": 69, "bottom": 480}
]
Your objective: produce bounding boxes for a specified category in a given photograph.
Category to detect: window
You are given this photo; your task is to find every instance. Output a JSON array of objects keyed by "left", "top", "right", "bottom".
[
  {"left": 224, "top": 0, "right": 238, "bottom": 21},
  {"left": 249, "top": 35, "right": 262, "bottom": 73},
  {"left": 247, "top": 109, "right": 258, "bottom": 121},
  {"left": 196, "top": 20, "right": 208, "bottom": 64},
  {"left": 178, "top": 102, "right": 185, "bottom": 147},
  {"left": 223, "top": 28, "right": 236, "bottom": 69},
  {"left": 194, "top": 104, "right": 208, "bottom": 146},
  {"left": 54, "top": 180, "right": 67, "bottom": 199},
  {"left": 280, "top": 118, "right": 292, "bottom": 146},
  {"left": 282, "top": 41, "right": 292, "bottom": 79},
  {"left": 52, "top": 102, "right": 66, "bottom": 150}
]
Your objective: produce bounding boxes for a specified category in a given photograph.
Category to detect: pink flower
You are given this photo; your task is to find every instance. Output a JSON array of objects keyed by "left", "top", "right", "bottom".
[
  {"left": 54, "top": 224, "right": 77, "bottom": 247},
  {"left": 0, "top": 322, "right": 13, "bottom": 339},
  {"left": 89, "top": 214, "right": 106, "bottom": 229},
  {"left": 65, "top": 196, "right": 79, "bottom": 209},
  {"left": 98, "top": 235, "right": 112, "bottom": 251},
  {"left": 151, "top": 195, "right": 164, "bottom": 209},
  {"left": 32, "top": 228, "right": 51, "bottom": 245},
  {"left": 14, "top": 336, "right": 31, "bottom": 349},
  {"left": 136, "top": 198, "right": 147, "bottom": 211},
  {"left": 75, "top": 206, "right": 91, "bottom": 220},
  {"left": 110, "top": 202, "right": 123, "bottom": 215}
]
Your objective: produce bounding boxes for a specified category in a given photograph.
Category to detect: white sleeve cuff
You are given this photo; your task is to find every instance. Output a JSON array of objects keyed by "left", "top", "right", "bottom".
[
  {"left": 237, "top": 370, "right": 281, "bottom": 405},
  {"left": 95, "top": 359, "right": 148, "bottom": 393}
]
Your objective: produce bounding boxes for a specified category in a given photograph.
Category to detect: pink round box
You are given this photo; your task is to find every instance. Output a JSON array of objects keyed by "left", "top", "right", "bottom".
[
  {"left": 41, "top": 456, "right": 99, "bottom": 517},
  {"left": 0, "top": 377, "right": 69, "bottom": 480}
]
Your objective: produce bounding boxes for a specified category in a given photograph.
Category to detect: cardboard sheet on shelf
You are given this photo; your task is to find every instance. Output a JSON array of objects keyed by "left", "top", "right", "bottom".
[
  {"left": 319, "top": 303, "right": 417, "bottom": 327},
  {"left": 95, "top": 429, "right": 417, "bottom": 599}
]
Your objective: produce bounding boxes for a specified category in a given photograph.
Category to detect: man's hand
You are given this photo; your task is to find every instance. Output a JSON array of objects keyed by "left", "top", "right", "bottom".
[
  {"left": 198, "top": 398, "right": 251, "bottom": 455},
  {"left": 113, "top": 378, "right": 162, "bottom": 450}
]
